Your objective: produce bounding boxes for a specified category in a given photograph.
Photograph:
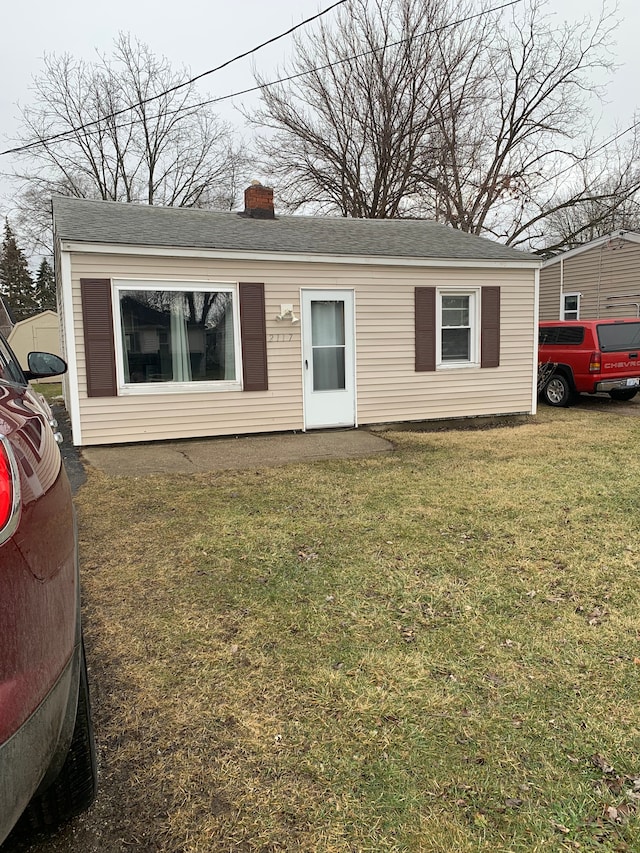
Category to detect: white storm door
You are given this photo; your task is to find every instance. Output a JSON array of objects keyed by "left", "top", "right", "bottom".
[{"left": 302, "top": 290, "right": 355, "bottom": 429}]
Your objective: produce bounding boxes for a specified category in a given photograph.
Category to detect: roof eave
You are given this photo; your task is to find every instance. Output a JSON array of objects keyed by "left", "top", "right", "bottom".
[
  {"left": 58, "top": 239, "right": 541, "bottom": 269},
  {"left": 542, "top": 230, "right": 640, "bottom": 267}
]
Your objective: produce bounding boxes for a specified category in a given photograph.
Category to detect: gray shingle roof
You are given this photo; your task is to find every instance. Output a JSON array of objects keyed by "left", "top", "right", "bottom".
[{"left": 52, "top": 196, "right": 537, "bottom": 264}]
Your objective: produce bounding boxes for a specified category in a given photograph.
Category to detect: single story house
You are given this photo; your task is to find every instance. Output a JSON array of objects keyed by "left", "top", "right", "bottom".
[
  {"left": 8, "top": 310, "right": 62, "bottom": 383},
  {"left": 52, "top": 185, "right": 541, "bottom": 447},
  {"left": 539, "top": 231, "right": 640, "bottom": 321}
]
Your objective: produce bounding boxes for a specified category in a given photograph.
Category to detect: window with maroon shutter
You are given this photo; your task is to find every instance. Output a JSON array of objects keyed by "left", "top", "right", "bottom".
[
  {"left": 81, "top": 278, "right": 268, "bottom": 394},
  {"left": 415, "top": 285, "right": 500, "bottom": 370},
  {"left": 81, "top": 279, "right": 117, "bottom": 397}
]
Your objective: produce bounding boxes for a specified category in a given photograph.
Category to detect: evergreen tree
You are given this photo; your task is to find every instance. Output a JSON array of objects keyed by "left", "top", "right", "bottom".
[
  {"left": 34, "top": 258, "right": 56, "bottom": 312},
  {"left": 0, "top": 221, "right": 37, "bottom": 321}
]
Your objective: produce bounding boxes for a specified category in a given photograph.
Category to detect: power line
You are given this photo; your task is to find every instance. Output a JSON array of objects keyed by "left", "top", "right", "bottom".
[
  {"left": 1, "top": 0, "right": 523, "bottom": 157},
  {"left": 0, "top": 0, "right": 349, "bottom": 157},
  {"left": 551, "top": 120, "right": 640, "bottom": 182}
]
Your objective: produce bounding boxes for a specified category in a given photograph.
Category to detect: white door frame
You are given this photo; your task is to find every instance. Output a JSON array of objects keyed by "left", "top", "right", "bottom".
[{"left": 301, "top": 289, "right": 356, "bottom": 429}]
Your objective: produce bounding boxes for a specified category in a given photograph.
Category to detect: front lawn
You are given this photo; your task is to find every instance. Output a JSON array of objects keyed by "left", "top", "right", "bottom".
[{"left": 77, "top": 407, "right": 640, "bottom": 852}]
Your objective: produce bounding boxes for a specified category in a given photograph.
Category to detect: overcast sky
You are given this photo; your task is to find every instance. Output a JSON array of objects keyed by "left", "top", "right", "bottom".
[{"left": 1, "top": 0, "right": 638, "bottom": 224}]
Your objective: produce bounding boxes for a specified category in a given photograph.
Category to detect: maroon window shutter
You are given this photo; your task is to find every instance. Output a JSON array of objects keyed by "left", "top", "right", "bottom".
[
  {"left": 415, "top": 287, "right": 436, "bottom": 371},
  {"left": 239, "top": 283, "right": 268, "bottom": 391},
  {"left": 80, "top": 278, "right": 117, "bottom": 397},
  {"left": 481, "top": 286, "right": 501, "bottom": 368}
]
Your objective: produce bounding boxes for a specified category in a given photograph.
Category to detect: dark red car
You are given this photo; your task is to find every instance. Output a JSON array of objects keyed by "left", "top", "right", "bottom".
[{"left": 0, "top": 341, "right": 96, "bottom": 845}]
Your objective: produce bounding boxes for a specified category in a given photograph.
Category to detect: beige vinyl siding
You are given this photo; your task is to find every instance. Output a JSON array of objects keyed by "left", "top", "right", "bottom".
[
  {"left": 539, "top": 263, "right": 561, "bottom": 319},
  {"left": 70, "top": 252, "right": 536, "bottom": 445}
]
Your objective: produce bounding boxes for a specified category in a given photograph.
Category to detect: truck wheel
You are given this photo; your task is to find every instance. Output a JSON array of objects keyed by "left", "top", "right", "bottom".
[
  {"left": 542, "top": 373, "right": 572, "bottom": 407},
  {"left": 23, "top": 643, "right": 97, "bottom": 831},
  {"left": 609, "top": 389, "right": 638, "bottom": 402}
]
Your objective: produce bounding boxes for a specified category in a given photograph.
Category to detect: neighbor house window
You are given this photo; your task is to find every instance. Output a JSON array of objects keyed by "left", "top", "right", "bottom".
[
  {"left": 437, "top": 290, "right": 479, "bottom": 366},
  {"left": 562, "top": 293, "right": 580, "bottom": 321},
  {"left": 115, "top": 284, "right": 240, "bottom": 390}
]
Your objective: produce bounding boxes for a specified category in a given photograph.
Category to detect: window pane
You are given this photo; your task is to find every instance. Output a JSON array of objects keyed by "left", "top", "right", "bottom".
[
  {"left": 597, "top": 322, "right": 640, "bottom": 351},
  {"left": 442, "top": 328, "right": 470, "bottom": 361},
  {"left": 564, "top": 295, "right": 578, "bottom": 312},
  {"left": 120, "top": 290, "right": 235, "bottom": 383},
  {"left": 313, "top": 347, "right": 345, "bottom": 390},
  {"left": 442, "top": 295, "right": 469, "bottom": 327},
  {"left": 311, "top": 301, "right": 345, "bottom": 346},
  {"left": 0, "top": 337, "right": 26, "bottom": 385}
]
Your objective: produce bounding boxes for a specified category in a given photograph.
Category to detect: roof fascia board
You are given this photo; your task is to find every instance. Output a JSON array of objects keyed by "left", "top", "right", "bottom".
[
  {"left": 542, "top": 231, "right": 640, "bottom": 267},
  {"left": 60, "top": 240, "right": 540, "bottom": 270}
]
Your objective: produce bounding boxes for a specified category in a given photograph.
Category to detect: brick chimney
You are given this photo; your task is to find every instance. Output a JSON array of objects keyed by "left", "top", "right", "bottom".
[{"left": 243, "top": 181, "right": 275, "bottom": 219}]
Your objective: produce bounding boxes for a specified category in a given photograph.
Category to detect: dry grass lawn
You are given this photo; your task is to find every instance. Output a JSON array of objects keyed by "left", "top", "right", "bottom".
[{"left": 73, "top": 406, "right": 640, "bottom": 852}]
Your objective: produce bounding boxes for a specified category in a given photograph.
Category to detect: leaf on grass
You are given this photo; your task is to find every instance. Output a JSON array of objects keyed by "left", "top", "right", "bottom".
[
  {"left": 504, "top": 797, "right": 523, "bottom": 808},
  {"left": 591, "top": 754, "right": 616, "bottom": 775},
  {"left": 551, "top": 821, "right": 571, "bottom": 834},
  {"left": 297, "top": 547, "right": 318, "bottom": 561},
  {"left": 585, "top": 605, "right": 608, "bottom": 626},
  {"left": 398, "top": 625, "right": 416, "bottom": 643},
  {"left": 604, "top": 776, "right": 625, "bottom": 795},
  {"left": 604, "top": 802, "right": 633, "bottom": 823},
  {"left": 626, "top": 780, "right": 640, "bottom": 800}
]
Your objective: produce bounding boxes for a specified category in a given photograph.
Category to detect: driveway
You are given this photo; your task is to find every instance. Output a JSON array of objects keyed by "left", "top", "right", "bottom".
[{"left": 568, "top": 393, "right": 640, "bottom": 416}]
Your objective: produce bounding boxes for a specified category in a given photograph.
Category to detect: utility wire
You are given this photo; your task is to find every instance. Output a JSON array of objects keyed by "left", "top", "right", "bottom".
[
  {"left": 547, "top": 120, "right": 640, "bottom": 184},
  {"left": 1, "top": 0, "right": 522, "bottom": 157},
  {"left": 0, "top": 0, "right": 349, "bottom": 157}
]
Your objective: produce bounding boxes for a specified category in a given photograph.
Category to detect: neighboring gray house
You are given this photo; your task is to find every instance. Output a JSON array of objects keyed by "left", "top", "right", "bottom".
[
  {"left": 53, "top": 186, "right": 541, "bottom": 447},
  {"left": 539, "top": 231, "right": 640, "bottom": 321}
]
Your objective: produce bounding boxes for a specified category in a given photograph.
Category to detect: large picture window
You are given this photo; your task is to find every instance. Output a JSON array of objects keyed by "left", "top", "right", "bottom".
[
  {"left": 437, "top": 289, "right": 479, "bottom": 366},
  {"left": 116, "top": 284, "right": 239, "bottom": 389}
]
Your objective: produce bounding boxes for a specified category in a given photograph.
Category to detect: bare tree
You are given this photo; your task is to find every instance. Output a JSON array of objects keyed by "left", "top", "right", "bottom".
[
  {"left": 536, "top": 128, "right": 640, "bottom": 253},
  {"left": 252, "top": 0, "right": 459, "bottom": 218},
  {"left": 423, "top": 0, "right": 639, "bottom": 249},
  {"left": 254, "top": 0, "right": 639, "bottom": 251},
  {"left": 9, "top": 34, "right": 247, "bottom": 250}
]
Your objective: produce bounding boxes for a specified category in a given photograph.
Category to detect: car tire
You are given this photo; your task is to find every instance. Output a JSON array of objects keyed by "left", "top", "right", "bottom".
[
  {"left": 609, "top": 388, "right": 638, "bottom": 402},
  {"left": 542, "top": 373, "right": 573, "bottom": 407},
  {"left": 22, "top": 642, "right": 97, "bottom": 831}
]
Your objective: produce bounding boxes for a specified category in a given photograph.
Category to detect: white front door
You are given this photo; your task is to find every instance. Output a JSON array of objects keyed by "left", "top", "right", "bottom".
[{"left": 302, "top": 290, "right": 355, "bottom": 429}]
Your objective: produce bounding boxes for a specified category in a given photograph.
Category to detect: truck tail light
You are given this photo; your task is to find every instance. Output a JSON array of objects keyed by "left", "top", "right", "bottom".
[
  {"left": 589, "top": 351, "right": 601, "bottom": 373},
  {"left": 0, "top": 437, "right": 21, "bottom": 544}
]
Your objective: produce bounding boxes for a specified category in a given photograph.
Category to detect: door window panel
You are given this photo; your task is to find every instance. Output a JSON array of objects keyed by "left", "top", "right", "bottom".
[{"left": 311, "top": 301, "right": 346, "bottom": 391}]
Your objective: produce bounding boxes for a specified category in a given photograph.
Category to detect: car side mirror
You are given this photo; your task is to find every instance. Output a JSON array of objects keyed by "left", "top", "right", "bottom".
[{"left": 24, "top": 352, "right": 68, "bottom": 380}]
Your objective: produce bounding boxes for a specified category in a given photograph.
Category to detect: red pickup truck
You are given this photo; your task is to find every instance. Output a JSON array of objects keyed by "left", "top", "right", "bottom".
[{"left": 539, "top": 319, "right": 640, "bottom": 406}]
